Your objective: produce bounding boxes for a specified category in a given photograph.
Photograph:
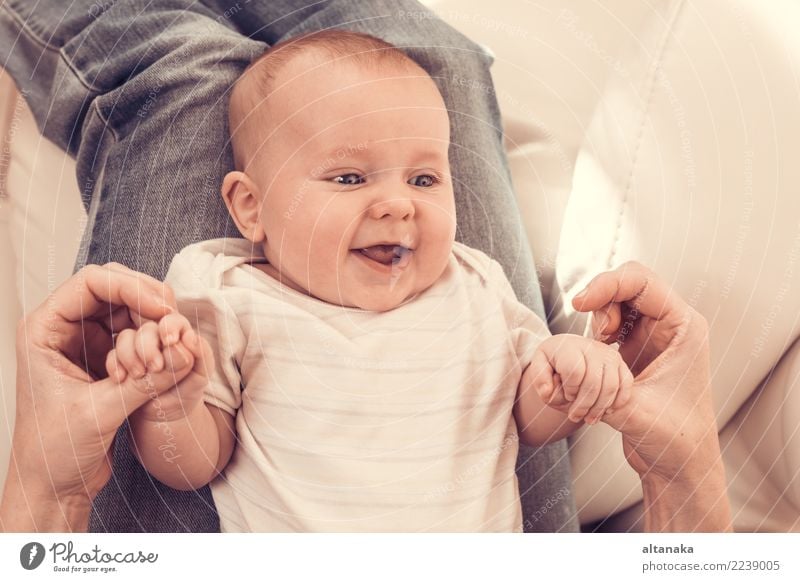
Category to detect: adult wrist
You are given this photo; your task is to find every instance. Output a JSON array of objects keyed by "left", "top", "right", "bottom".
[
  {"left": 1, "top": 468, "right": 92, "bottom": 532},
  {"left": 641, "top": 460, "right": 732, "bottom": 532}
]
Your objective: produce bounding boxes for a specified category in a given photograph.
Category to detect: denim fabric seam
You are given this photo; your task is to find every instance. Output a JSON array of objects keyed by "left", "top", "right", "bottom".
[
  {"left": 89, "top": 95, "right": 119, "bottom": 143},
  {"left": 0, "top": 4, "right": 103, "bottom": 94},
  {"left": 281, "top": 13, "right": 390, "bottom": 42},
  {"left": 0, "top": 3, "right": 59, "bottom": 50}
]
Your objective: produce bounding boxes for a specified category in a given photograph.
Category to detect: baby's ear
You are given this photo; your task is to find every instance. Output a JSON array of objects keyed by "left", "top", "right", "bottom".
[{"left": 221, "top": 171, "right": 265, "bottom": 243}]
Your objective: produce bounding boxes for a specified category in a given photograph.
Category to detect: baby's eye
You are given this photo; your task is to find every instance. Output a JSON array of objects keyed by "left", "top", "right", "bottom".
[
  {"left": 332, "top": 173, "right": 365, "bottom": 185},
  {"left": 408, "top": 174, "right": 438, "bottom": 187}
]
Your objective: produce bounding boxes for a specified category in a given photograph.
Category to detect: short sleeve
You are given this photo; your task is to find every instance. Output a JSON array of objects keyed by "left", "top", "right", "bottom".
[
  {"left": 164, "top": 244, "right": 246, "bottom": 416},
  {"left": 486, "top": 258, "right": 552, "bottom": 367}
]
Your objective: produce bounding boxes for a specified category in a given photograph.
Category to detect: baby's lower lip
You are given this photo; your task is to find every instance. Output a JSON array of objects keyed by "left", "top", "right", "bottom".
[{"left": 351, "top": 248, "right": 413, "bottom": 273}]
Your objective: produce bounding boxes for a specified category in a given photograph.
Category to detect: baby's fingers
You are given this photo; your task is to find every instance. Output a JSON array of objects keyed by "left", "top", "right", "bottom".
[
  {"left": 556, "top": 343, "right": 588, "bottom": 403},
  {"left": 105, "top": 349, "right": 127, "bottom": 384},
  {"left": 158, "top": 313, "right": 193, "bottom": 347},
  {"left": 584, "top": 359, "right": 621, "bottom": 425},
  {"left": 526, "top": 348, "right": 556, "bottom": 402},
  {"left": 566, "top": 370, "right": 600, "bottom": 423},
  {"left": 611, "top": 363, "right": 634, "bottom": 411},
  {"left": 113, "top": 328, "right": 145, "bottom": 379},
  {"left": 134, "top": 321, "right": 164, "bottom": 373}
]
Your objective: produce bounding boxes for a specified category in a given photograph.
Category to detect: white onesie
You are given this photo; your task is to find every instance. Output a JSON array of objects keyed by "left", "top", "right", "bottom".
[{"left": 165, "top": 237, "right": 551, "bottom": 532}]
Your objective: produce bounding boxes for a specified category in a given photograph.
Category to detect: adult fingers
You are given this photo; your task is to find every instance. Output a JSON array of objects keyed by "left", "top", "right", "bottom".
[
  {"left": 48, "top": 263, "right": 174, "bottom": 326},
  {"left": 98, "top": 305, "right": 136, "bottom": 335},
  {"left": 571, "top": 261, "right": 684, "bottom": 325},
  {"left": 590, "top": 303, "right": 622, "bottom": 343},
  {"left": 81, "top": 320, "right": 115, "bottom": 380}
]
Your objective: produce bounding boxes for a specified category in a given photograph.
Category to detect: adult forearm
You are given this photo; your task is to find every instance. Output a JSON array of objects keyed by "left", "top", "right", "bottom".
[
  {"left": 129, "top": 404, "right": 222, "bottom": 491},
  {"left": 0, "top": 466, "right": 90, "bottom": 532}
]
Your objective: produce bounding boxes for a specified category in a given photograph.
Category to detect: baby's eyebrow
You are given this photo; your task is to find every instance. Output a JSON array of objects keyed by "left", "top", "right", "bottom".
[
  {"left": 407, "top": 149, "right": 449, "bottom": 167},
  {"left": 312, "top": 144, "right": 449, "bottom": 169},
  {"left": 320, "top": 143, "right": 370, "bottom": 161}
]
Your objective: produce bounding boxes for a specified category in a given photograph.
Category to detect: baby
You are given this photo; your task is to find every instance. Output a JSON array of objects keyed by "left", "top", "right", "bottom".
[{"left": 108, "top": 30, "right": 632, "bottom": 532}]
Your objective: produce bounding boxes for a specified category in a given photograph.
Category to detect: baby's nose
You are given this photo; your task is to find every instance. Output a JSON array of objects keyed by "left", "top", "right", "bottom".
[{"left": 367, "top": 196, "right": 415, "bottom": 220}]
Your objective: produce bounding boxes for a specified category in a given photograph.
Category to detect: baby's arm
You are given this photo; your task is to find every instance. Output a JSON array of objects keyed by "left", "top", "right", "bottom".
[
  {"left": 514, "top": 334, "right": 633, "bottom": 446},
  {"left": 106, "top": 314, "right": 236, "bottom": 491}
]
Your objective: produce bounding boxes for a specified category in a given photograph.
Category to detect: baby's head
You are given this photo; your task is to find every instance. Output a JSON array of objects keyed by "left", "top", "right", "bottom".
[{"left": 223, "top": 30, "right": 456, "bottom": 312}]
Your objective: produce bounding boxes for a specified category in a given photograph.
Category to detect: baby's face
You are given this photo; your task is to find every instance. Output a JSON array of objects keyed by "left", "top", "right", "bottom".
[{"left": 239, "top": 57, "right": 456, "bottom": 312}]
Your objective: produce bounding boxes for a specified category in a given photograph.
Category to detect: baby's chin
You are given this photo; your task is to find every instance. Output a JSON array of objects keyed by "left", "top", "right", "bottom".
[
  {"left": 285, "top": 273, "right": 416, "bottom": 312},
  {"left": 316, "top": 287, "right": 413, "bottom": 313},
  {"left": 348, "top": 293, "right": 414, "bottom": 313}
]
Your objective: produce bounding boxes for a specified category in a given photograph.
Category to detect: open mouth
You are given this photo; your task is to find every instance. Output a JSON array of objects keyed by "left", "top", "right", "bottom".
[{"left": 352, "top": 244, "right": 413, "bottom": 271}]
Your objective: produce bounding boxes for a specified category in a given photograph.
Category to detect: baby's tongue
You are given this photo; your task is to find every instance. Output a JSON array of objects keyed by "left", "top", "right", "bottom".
[{"left": 359, "top": 245, "right": 398, "bottom": 265}]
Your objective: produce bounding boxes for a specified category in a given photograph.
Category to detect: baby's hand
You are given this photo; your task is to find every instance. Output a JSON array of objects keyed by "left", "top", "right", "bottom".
[
  {"left": 105, "top": 313, "right": 212, "bottom": 423},
  {"left": 528, "top": 334, "right": 633, "bottom": 425}
]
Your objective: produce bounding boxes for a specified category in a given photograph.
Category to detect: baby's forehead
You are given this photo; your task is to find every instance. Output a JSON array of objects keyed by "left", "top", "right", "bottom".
[{"left": 230, "top": 46, "right": 448, "bottom": 169}]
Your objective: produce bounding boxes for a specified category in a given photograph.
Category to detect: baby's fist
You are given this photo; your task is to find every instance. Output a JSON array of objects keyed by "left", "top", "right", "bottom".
[
  {"left": 106, "top": 313, "right": 209, "bottom": 421},
  {"left": 528, "top": 334, "right": 633, "bottom": 424}
]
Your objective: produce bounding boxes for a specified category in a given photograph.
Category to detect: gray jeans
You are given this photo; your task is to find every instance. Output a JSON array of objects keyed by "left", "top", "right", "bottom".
[{"left": 0, "top": 0, "right": 579, "bottom": 532}]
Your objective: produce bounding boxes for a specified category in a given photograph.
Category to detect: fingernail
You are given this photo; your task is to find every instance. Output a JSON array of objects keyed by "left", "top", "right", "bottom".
[
  {"left": 166, "top": 348, "right": 187, "bottom": 369},
  {"left": 176, "top": 349, "right": 190, "bottom": 368},
  {"left": 574, "top": 286, "right": 589, "bottom": 300},
  {"left": 147, "top": 354, "right": 164, "bottom": 372},
  {"left": 150, "top": 294, "right": 172, "bottom": 312},
  {"left": 186, "top": 328, "right": 199, "bottom": 351}
]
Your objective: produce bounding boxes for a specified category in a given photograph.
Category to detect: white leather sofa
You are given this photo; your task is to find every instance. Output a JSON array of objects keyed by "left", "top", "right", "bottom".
[{"left": 1, "top": 0, "right": 798, "bottom": 531}]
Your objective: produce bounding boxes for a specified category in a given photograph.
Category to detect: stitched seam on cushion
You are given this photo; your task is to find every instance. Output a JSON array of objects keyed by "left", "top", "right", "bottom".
[
  {"left": 1, "top": 4, "right": 102, "bottom": 93},
  {"left": 608, "top": 0, "right": 687, "bottom": 269}
]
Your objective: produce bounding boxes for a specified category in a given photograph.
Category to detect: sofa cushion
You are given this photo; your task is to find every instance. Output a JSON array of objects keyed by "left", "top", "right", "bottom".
[
  {"left": 557, "top": 0, "right": 800, "bottom": 528},
  {"left": 427, "top": 0, "right": 650, "bottom": 313}
]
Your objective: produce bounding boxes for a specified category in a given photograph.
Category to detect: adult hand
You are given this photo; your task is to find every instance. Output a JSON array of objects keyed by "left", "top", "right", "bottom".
[
  {"left": 569, "top": 261, "right": 731, "bottom": 531},
  {"left": 0, "top": 263, "right": 193, "bottom": 532}
]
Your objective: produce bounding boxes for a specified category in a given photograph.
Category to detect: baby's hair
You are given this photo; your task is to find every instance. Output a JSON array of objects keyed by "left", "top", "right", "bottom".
[{"left": 229, "top": 29, "right": 424, "bottom": 171}]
